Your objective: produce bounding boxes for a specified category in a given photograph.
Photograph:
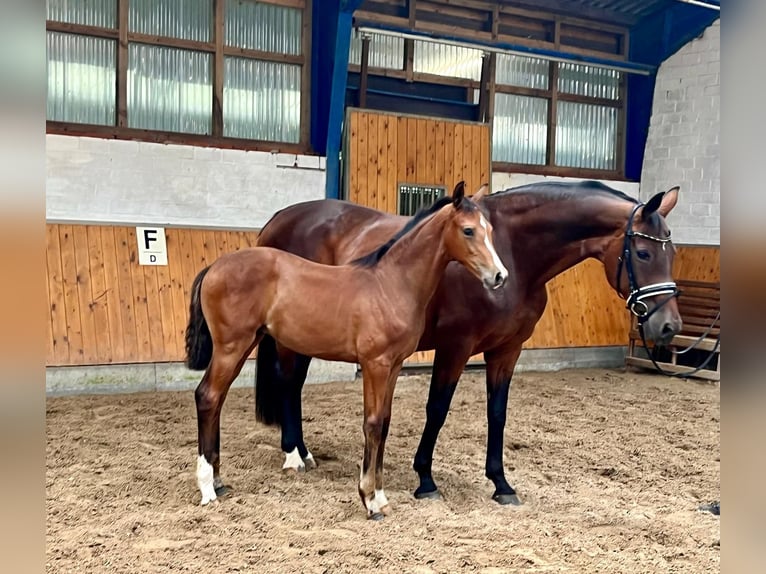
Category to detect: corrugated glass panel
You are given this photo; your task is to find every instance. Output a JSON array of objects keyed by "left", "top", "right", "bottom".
[
  {"left": 47, "top": 0, "right": 117, "bottom": 28},
  {"left": 223, "top": 57, "right": 300, "bottom": 143},
  {"left": 414, "top": 40, "right": 483, "bottom": 81},
  {"left": 495, "top": 54, "right": 549, "bottom": 89},
  {"left": 128, "top": 44, "right": 212, "bottom": 134},
  {"left": 226, "top": 0, "right": 302, "bottom": 55},
  {"left": 130, "top": 0, "right": 212, "bottom": 42},
  {"left": 349, "top": 32, "right": 404, "bottom": 70},
  {"left": 556, "top": 101, "right": 617, "bottom": 170},
  {"left": 558, "top": 63, "right": 620, "bottom": 100},
  {"left": 47, "top": 32, "right": 116, "bottom": 125},
  {"left": 492, "top": 93, "right": 547, "bottom": 165}
]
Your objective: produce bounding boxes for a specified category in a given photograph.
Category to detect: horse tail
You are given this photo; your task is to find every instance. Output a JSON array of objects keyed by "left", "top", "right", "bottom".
[
  {"left": 254, "top": 333, "right": 284, "bottom": 427},
  {"left": 185, "top": 266, "right": 213, "bottom": 371}
]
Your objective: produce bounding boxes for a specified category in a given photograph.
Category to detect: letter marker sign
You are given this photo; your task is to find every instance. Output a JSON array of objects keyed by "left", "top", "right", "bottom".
[{"left": 136, "top": 227, "right": 168, "bottom": 266}]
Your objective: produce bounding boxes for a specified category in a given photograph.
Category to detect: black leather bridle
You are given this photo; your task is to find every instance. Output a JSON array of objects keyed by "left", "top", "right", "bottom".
[
  {"left": 617, "top": 202, "right": 720, "bottom": 378},
  {"left": 616, "top": 202, "right": 679, "bottom": 324}
]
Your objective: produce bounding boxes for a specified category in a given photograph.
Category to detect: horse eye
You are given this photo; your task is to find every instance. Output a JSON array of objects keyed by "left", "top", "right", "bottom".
[
  {"left": 636, "top": 250, "right": 651, "bottom": 261},
  {"left": 463, "top": 227, "right": 474, "bottom": 237}
]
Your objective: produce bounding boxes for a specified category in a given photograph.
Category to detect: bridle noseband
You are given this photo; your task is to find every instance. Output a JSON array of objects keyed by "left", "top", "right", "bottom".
[
  {"left": 615, "top": 202, "right": 678, "bottom": 324},
  {"left": 617, "top": 201, "right": 720, "bottom": 378}
]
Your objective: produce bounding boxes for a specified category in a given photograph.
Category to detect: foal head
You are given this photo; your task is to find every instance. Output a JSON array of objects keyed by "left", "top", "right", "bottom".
[
  {"left": 443, "top": 182, "right": 508, "bottom": 290},
  {"left": 603, "top": 186, "right": 683, "bottom": 345}
]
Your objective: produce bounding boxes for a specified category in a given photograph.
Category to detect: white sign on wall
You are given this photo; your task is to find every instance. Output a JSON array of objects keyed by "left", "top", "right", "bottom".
[{"left": 135, "top": 227, "right": 168, "bottom": 266}]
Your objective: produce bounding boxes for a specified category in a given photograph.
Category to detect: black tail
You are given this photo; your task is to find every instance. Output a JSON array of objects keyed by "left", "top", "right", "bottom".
[
  {"left": 254, "top": 333, "right": 284, "bottom": 427},
  {"left": 185, "top": 266, "right": 213, "bottom": 370}
]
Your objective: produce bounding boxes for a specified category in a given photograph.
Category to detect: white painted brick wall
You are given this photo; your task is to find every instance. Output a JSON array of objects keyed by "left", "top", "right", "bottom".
[
  {"left": 46, "top": 135, "right": 326, "bottom": 229},
  {"left": 640, "top": 19, "right": 720, "bottom": 245}
]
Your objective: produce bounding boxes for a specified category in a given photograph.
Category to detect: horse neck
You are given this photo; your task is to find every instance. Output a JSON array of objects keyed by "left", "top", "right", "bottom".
[
  {"left": 373, "top": 208, "right": 452, "bottom": 309},
  {"left": 491, "top": 192, "right": 630, "bottom": 288}
]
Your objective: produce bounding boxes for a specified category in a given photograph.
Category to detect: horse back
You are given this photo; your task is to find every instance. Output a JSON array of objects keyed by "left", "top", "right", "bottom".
[{"left": 257, "top": 199, "right": 407, "bottom": 265}]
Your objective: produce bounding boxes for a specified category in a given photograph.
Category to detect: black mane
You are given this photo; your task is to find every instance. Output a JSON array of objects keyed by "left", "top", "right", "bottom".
[
  {"left": 350, "top": 195, "right": 455, "bottom": 267},
  {"left": 489, "top": 180, "right": 639, "bottom": 204}
]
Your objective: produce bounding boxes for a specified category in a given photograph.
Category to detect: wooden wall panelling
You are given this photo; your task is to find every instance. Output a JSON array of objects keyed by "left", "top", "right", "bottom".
[{"left": 46, "top": 224, "right": 261, "bottom": 367}]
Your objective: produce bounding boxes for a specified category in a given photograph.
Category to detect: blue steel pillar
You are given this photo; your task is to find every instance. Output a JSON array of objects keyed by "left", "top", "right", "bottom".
[{"left": 324, "top": 1, "right": 362, "bottom": 200}]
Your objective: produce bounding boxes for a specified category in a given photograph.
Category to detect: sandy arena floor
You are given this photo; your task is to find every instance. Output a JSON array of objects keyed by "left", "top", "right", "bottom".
[{"left": 46, "top": 367, "right": 720, "bottom": 573}]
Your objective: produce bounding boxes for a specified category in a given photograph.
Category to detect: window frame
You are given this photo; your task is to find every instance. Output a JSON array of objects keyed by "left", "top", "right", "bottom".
[
  {"left": 45, "top": 0, "right": 311, "bottom": 154},
  {"left": 350, "top": 0, "right": 630, "bottom": 179}
]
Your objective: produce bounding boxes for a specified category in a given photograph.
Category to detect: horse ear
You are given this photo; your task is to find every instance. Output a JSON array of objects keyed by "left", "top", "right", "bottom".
[
  {"left": 472, "top": 182, "right": 490, "bottom": 201},
  {"left": 452, "top": 181, "right": 466, "bottom": 208},
  {"left": 639, "top": 185, "right": 680, "bottom": 220},
  {"left": 658, "top": 186, "right": 679, "bottom": 217}
]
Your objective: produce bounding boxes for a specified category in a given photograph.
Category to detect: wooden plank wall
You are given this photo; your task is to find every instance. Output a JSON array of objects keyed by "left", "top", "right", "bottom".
[
  {"left": 45, "top": 222, "right": 719, "bottom": 368},
  {"left": 344, "top": 108, "right": 492, "bottom": 212},
  {"left": 46, "top": 223, "right": 259, "bottom": 367}
]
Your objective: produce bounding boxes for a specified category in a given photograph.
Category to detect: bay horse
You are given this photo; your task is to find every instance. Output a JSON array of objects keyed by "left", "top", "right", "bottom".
[
  {"left": 184, "top": 182, "right": 508, "bottom": 519},
  {"left": 253, "top": 180, "right": 683, "bottom": 505}
]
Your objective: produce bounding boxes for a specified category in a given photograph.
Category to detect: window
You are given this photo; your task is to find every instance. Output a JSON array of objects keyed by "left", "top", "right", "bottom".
[
  {"left": 46, "top": 0, "right": 308, "bottom": 147},
  {"left": 493, "top": 55, "right": 623, "bottom": 172},
  {"left": 348, "top": 1, "right": 628, "bottom": 176},
  {"left": 398, "top": 184, "right": 446, "bottom": 216}
]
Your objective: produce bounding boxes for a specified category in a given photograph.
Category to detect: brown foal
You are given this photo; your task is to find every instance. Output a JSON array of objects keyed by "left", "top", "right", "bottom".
[{"left": 184, "top": 181, "right": 508, "bottom": 519}]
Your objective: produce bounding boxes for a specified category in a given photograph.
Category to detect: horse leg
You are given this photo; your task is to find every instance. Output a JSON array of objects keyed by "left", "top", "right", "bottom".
[
  {"left": 358, "top": 359, "right": 395, "bottom": 520},
  {"left": 412, "top": 344, "right": 472, "bottom": 499},
  {"left": 484, "top": 346, "right": 523, "bottom": 506},
  {"left": 280, "top": 350, "right": 316, "bottom": 472},
  {"left": 371, "top": 365, "right": 402, "bottom": 517},
  {"left": 195, "top": 335, "right": 259, "bottom": 505}
]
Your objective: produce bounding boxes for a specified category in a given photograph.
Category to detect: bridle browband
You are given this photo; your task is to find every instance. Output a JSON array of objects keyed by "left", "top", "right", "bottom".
[
  {"left": 616, "top": 202, "right": 678, "bottom": 323},
  {"left": 617, "top": 201, "right": 720, "bottom": 378}
]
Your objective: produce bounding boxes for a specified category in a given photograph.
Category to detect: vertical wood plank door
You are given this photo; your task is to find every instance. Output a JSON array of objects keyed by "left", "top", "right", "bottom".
[{"left": 344, "top": 108, "right": 492, "bottom": 215}]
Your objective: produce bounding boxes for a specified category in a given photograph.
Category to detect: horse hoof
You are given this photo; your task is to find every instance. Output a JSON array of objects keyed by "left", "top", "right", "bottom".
[
  {"left": 282, "top": 465, "right": 306, "bottom": 474},
  {"left": 414, "top": 488, "right": 442, "bottom": 500},
  {"left": 493, "top": 492, "right": 522, "bottom": 506},
  {"left": 303, "top": 456, "right": 317, "bottom": 470},
  {"left": 369, "top": 512, "right": 386, "bottom": 521},
  {"left": 214, "top": 484, "right": 232, "bottom": 497}
]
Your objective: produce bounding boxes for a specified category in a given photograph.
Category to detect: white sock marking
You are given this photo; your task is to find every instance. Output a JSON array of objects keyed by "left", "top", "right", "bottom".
[
  {"left": 479, "top": 215, "right": 508, "bottom": 280},
  {"left": 368, "top": 489, "right": 389, "bottom": 514},
  {"left": 283, "top": 447, "right": 305, "bottom": 470},
  {"left": 196, "top": 455, "right": 217, "bottom": 505}
]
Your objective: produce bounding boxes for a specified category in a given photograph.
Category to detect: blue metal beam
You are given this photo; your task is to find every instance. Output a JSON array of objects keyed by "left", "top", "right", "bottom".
[
  {"left": 355, "top": 22, "right": 657, "bottom": 75},
  {"left": 324, "top": 0, "right": 364, "bottom": 200}
]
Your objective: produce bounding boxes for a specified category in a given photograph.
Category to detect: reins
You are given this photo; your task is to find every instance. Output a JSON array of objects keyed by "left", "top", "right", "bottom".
[{"left": 617, "top": 202, "right": 720, "bottom": 378}]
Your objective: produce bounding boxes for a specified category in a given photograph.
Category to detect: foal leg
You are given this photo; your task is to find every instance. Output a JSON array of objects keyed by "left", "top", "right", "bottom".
[
  {"left": 484, "top": 347, "right": 523, "bottom": 506},
  {"left": 279, "top": 350, "right": 316, "bottom": 472},
  {"left": 195, "top": 336, "right": 259, "bottom": 505},
  {"left": 358, "top": 360, "right": 394, "bottom": 520},
  {"left": 371, "top": 365, "right": 403, "bottom": 517},
  {"left": 412, "top": 344, "right": 472, "bottom": 499}
]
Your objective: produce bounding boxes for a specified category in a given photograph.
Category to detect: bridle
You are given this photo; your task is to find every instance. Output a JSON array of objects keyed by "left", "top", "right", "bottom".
[
  {"left": 616, "top": 203, "right": 679, "bottom": 323},
  {"left": 617, "top": 202, "right": 720, "bottom": 378}
]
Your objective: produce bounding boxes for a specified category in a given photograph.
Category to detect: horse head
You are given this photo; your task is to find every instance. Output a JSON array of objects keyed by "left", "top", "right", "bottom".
[
  {"left": 604, "top": 186, "right": 683, "bottom": 345},
  {"left": 444, "top": 181, "right": 508, "bottom": 291}
]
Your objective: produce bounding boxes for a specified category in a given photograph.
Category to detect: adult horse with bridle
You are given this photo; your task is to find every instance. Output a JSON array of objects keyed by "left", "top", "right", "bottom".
[
  {"left": 184, "top": 182, "right": 507, "bottom": 519},
  {"left": 253, "top": 180, "right": 683, "bottom": 505}
]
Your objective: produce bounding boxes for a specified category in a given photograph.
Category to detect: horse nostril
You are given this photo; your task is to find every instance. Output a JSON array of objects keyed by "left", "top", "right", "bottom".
[
  {"left": 661, "top": 322, "right": 675, "bottom": 335},
  {"left": 494, "top": 272, "right": 505, "bottom": 286}
]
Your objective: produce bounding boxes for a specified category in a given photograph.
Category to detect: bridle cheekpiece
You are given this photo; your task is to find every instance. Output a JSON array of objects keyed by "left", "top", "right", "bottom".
[{"left": 615, "top": 202, "right": 679, "bottom": 324}]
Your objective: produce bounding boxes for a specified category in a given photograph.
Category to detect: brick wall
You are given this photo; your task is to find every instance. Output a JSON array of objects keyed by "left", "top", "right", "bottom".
[
  {"left": 46, "top": 135, "right": 326, "bottom": 229},
  {"left": 640, "top": 19, "right": 720, "bottom": 245}
]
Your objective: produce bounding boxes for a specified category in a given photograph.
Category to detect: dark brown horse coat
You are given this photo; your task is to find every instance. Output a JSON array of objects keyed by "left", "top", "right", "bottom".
[{"left": 253, "top": 180, "right": 682, "bottom": 505}]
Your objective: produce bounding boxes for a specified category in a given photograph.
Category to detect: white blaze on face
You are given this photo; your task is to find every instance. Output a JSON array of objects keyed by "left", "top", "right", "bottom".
[
  {"left": 479, "top": 214, "right": 508, "bottom": 279},
  {"left": 196, "top": 455, "right": 217, "bottom": 505}
]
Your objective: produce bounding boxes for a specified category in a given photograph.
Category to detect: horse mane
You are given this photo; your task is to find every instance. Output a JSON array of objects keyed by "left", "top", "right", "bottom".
[
  {"left": 350, "top": 195, "right": 455, "bottom": 267},
  {"left": 489, "top": 180, "right": 639, "bottom": 205}
]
